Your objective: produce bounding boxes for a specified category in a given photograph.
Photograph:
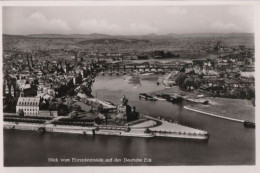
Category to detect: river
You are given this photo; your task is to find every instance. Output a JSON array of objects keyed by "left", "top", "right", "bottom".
[{"left": 4, "top": 73, "right": 255, "bottom": 166}]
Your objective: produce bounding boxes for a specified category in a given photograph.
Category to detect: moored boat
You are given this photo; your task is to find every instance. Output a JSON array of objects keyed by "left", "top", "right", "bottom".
[
  {"left": 139, "top": 93, "right": 157, "bottom": 101},
  {"left": 244, "top": 121, "right": 255, "bottom": 128},
  {"left": 153, "top": 95, "right": 167, "bottom": 101}
]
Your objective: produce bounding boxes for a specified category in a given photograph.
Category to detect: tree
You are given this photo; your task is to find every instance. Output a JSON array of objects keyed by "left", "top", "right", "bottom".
[
  {"left": 33, "top": 79, "right": 39, "bottom": 85},
  {"left": 66, "top": 98, "right": 73, "bottom": 112},
  {"left": 182, "top": 77, "right": 195, "bottom": 91},
  {"left": 72, "top": 104, "right": 81, "bottom": 112},
  {"left": 194, "top": 78, "right": 201, "bottom": 89},
  {"left": 39, "top": 102, "right": 47, "bottom": 110},
  {"left": 58, "top": 104, "right": 69, "bottom": 116},
  {"left": 219, "top": 72, "right": 226, "bottom": 78},
  {"left": 66, "top": 88, "right": 75, "bottom": 96},
  {"left": 18, "top": 109, "right": 24, "bottom": 117},
  {"left": 75, "top": 73, "right": 83, "bottom": 84},
  {"left": 49, "top": 101, "right": 58, "bottom": 112},
  {"left": 233, "top": 73, "right": 241, "bottom": 78},
  {"left": 175, "top": 72, "right": 187, "bottom": 88},
  {"left": 94, "top": 117, "right": 103, "bottom": 125},
  {"left": 198, "top": 72, "right": 204, "bottom": 79},
  {"left": 97, "top": 104, "right": 104, "bottom": 113},
  {"left": 244, "top": 87, "right": 255, "bottom": 99}
]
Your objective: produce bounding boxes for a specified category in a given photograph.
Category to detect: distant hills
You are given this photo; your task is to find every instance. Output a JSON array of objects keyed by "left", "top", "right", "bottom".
[
  {"left": 3, "top": 32, "right": 254, "bottom": 51},
  {"left": 3, "top": 32, "right": 254, "bottom": 39}
]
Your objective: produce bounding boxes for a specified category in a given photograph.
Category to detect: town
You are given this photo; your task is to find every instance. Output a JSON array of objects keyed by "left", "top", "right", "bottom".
[{"left": 3, "top": 33, "right": 255, "bottom": 138}]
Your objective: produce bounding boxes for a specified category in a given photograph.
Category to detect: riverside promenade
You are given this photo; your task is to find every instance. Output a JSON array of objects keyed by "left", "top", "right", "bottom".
[{"left": 4, "top": 115, "right": 209, "bottom": 140}]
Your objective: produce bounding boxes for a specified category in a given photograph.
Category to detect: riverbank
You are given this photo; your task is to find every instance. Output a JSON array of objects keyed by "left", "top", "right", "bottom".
[
  {"left": 184, "top": 106, "right": 244, "bottom": 122},
  {"left": 185, "top": 97, "right": 255, "bottom": 123},
  {"left": 147, "top": 87, "right": 255, "bottom": 122},
  {"left": 148, "top": 86, "right": 206, "bottom": 99},
  {"left": 3, "top": 114, "right": 209, "bottom": 140}
]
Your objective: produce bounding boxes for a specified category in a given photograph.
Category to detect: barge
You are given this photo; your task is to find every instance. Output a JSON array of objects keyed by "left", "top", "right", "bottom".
[
  {"left": 139, "top": 93, "right": 157, "bottom": 101},
  {"left": 159, "top": 94, "right": 182, "bottom": 103}
]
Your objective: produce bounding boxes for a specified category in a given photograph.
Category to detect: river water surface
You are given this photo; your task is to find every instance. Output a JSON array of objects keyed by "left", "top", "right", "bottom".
[{"left": 4, "top": 74, "right": 255, "bottom": 166}]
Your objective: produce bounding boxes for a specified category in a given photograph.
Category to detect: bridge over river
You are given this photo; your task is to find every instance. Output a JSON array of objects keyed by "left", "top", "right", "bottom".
[{"left": 100, "top": 64, "right": 184, "bottom": 74}]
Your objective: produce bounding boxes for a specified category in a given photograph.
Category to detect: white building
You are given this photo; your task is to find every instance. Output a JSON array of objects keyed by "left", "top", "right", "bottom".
[{"left": 16, "top": 97, "right": 40, "bottom": 116}]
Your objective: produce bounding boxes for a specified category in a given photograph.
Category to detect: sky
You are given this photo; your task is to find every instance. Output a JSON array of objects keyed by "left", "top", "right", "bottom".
[{"left": 2, "top": 6, "right": 254, "bottom": 35}]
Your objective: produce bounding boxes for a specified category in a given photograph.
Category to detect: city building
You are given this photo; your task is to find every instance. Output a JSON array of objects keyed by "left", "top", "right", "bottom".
[{"left": 16, "top": 97, "right": 40, "bottom": 116}]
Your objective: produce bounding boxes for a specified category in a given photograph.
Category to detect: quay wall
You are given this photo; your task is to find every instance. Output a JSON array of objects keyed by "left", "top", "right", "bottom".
[
  {"left": 4, "top": 122, "right": 40, "bottom": 131},
  {"left": 184, "top": 106, "right": 245, "bottom": 123},
  {"left": 45, "top": 125, "right": 94, "bottom": 135},
  {"left": 152, "top": 131, "right": 208, "bottom": 140},
  {"left": 4, "top": 121, "right": 208, "bottom": 140}
]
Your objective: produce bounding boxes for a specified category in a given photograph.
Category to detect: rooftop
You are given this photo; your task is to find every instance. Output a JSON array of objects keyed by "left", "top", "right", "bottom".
[{"left": 17, "top": 97, "right": 40, "bottom": 106}]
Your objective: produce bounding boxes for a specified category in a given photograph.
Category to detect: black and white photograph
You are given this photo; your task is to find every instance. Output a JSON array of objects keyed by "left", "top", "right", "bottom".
[{"left": 1, "top": 1, "right": 259, "bottom": 171}]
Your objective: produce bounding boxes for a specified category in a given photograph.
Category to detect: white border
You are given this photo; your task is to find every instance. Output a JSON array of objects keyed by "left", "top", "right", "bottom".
[
  {"left": 0, "top": 1, "right": 259, "bottom": 173},
  {"left": 0, "top": 1, "right": 259, "bottom": 6}
]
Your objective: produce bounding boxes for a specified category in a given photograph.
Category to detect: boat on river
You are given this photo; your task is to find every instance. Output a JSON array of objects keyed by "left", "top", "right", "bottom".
[
  {"left": 153, "top": 95, "right": 167, "bottom": 101},
  {"left": 159, "top": 94, "right": 182, "bottom": 103},
  {"left": 139, "top": 93, "right": 157, "bottom": 101},
  {"left": 186, "top": 98, "right": 209, "bottom": 104},
  {"left": 243, "top": 121, "right": 255, "bottom": 128}
]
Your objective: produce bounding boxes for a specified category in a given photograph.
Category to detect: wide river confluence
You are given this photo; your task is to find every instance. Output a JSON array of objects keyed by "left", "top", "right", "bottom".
[{"left": 4, "top": 74, "right": 255, "bottom": 166}]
